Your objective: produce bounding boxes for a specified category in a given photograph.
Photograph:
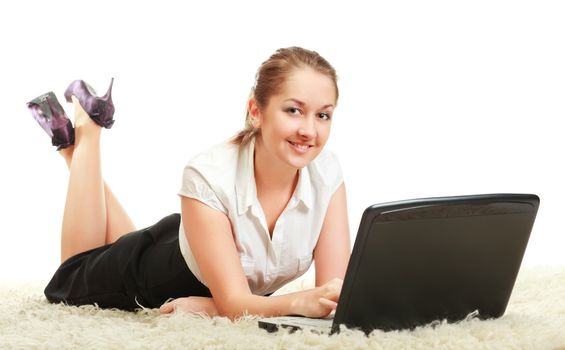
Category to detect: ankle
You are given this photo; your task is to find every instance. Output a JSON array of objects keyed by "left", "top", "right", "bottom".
[
  {"left": 71, "top": 96, "right": 98, "bottom": 130},
  {"left": 74, "top": 124, "right": 102, "bottom": 143},
  {"left": 58, "top": 146, "right": 74, "bottom": 168}
]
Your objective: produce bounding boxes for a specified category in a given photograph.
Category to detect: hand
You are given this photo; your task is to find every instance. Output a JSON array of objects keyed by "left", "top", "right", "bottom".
[
  {"left": 159, "top": 296, "right": 219, "bottom": 316},
  {"left": 293, "top": 278, "right": 343, "bottom": 318}
]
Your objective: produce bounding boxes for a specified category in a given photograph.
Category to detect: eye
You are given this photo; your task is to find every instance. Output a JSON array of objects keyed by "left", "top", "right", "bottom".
[
  {"left": 286, "top": 107, "right": 302, "bottom": 115},
  {"left": 319, "top": 112, "right": 332, "bottom": 121}
]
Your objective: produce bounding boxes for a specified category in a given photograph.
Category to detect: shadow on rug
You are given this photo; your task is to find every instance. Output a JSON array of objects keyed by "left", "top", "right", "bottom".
[{"left": 1, "top": 267, "right": 565, "bottom": 349}]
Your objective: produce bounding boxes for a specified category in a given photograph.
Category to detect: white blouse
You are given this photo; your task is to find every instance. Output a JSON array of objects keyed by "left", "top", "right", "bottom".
[{"left": 177, "top": 138, "right": 343, "bottom": 296}]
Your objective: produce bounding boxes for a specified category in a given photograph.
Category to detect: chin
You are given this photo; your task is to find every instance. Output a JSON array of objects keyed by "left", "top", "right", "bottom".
[
  {"left": 277, "top": 140, "right": 323, "bottom": 169},
  {"left": 286, "top": 159, "right": 310, "bottom": 169},
  {"left": 283, "top": 151, "right": 319, "bottom": 169}
]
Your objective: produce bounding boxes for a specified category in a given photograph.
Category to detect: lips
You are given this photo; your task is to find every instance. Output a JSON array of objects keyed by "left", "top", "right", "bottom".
[{"left": 288, "top": 140, "right": 313, "bottom": 153}]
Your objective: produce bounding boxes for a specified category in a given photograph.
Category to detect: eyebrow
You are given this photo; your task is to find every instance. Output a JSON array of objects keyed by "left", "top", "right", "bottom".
[{"left": 283, "top": 98, "right": 334, "bottom": 109}]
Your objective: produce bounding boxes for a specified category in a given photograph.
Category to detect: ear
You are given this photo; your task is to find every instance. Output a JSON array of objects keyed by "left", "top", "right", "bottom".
[{"left": 247, "top": 98, "right": 262, "bottom": 128}]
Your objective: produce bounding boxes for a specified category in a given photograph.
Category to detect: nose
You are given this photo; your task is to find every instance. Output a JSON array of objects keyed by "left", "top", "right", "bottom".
[{"left": 298, "top": 115, "right": 316, "bottom": 139}]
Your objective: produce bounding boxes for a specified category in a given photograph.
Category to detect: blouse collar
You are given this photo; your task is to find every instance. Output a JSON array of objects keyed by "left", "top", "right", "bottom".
[{"left": 235, "top": 138, "right": 313, "bottom": 215}]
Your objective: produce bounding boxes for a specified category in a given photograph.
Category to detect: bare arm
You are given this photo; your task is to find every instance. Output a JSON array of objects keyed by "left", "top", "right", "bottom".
[
  {"left": 172, "top": 196, "right": 340, "bottom": 319},
  {"left": 314, "top": 182, "right": 351, "bottom": 287}
]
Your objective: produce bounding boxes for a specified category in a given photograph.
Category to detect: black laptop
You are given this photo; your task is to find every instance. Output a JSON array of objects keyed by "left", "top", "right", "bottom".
[{"left": 258, "top": 193, "right": 539, "bottom": 334}]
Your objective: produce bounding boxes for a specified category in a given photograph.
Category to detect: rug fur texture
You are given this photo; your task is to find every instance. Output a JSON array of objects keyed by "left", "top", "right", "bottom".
[{"left": 1, "top": 267, "right": 565, "bottom": 350}]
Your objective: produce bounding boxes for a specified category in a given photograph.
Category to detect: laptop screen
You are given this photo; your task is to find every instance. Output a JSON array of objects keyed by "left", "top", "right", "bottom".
[{"left": 335, "top": 196, "right": 537, "bottom": 333}]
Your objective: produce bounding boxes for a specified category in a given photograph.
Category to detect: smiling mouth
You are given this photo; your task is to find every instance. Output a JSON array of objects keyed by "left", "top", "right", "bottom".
[{"left": 288, "top": 140, "right": 313, "bottom": 152}]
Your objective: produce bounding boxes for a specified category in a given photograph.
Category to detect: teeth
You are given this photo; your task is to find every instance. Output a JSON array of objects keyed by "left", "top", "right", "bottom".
[
  {"left": 289, "top": 141, "right": 311, "bottom": 151},
  {"left": 288, "top": 141, "right": 312, "bottom": 152}
]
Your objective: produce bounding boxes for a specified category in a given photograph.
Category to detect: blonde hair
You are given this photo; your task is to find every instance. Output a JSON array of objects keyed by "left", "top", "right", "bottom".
[{"left": 231, "top": 46, "right": 339, "bottom": 146}]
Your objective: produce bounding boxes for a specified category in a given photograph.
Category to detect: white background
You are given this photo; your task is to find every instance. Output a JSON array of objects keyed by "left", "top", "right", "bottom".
[{"left": 1, "top": 0, "right": 563, "bottom": 284}]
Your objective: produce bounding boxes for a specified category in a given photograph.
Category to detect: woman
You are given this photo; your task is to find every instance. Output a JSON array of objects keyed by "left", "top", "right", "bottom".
[{"left": 29, "top": 46, "right": 351, "bottom": 319}]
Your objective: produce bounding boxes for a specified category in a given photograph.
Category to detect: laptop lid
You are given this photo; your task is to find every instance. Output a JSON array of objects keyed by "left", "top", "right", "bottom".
[{"left": 332, "top": 193, "right": 539, "bottom": 334}]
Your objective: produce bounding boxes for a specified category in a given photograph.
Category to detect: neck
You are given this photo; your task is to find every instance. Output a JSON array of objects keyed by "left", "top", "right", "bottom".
[{"left": 253, "top": 137, "right": 298, "bottom": 194}]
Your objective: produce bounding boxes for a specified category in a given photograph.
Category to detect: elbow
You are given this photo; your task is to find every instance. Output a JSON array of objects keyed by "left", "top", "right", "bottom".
[
  {"left": 217, "top": 305, "right": 240, "bottom": 320},
  {"left": 216, "top": 295, "right": 254, "bottom": 320},
  {"left": 219, "top": 310, "right": 243, "bottom": 321}
]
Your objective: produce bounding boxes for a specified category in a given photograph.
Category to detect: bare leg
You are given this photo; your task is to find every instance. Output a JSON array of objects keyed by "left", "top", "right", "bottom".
[
  {"left": 59, "top": 98, "right": 135, "bottom": 263},
  {"left": 103, "top": 184, "right": 136, "bottom": 244},
  {"left": 60, "top": 148, "right": 136, "bottom": 246}
]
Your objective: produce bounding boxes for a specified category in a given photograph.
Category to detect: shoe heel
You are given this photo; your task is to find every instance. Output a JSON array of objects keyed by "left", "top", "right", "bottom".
[
  {"left": 64, "top": 78, "right": 115, "bottom": 129},
  {"left": 101, "top": 77, "right": 114, "bottom": 102},
  {"left": 27, "top": 92, "right": 75, "bottom": 150}
]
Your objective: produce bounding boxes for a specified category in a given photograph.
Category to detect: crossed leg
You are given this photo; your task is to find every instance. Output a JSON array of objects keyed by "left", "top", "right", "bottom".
[{"left": 58, "top": 97, "right": 136, "bottom": 263}]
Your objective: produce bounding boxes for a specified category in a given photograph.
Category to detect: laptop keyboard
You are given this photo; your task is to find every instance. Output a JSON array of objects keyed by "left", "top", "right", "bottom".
[{"left": 260, "top": 316, "right": 333, "bottom": 329}]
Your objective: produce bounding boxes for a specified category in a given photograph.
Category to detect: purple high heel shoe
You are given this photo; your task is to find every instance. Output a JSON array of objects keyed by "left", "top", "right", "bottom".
[
  {"left": 64, "top": 78, "right": 115, "bottom": 129},
  {"left": 27, "top": 92, "right": 75, "bottom": 150}
]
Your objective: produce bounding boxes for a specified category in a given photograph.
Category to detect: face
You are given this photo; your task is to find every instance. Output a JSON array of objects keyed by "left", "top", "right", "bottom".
[{"left": 249, "top": 67, "right": 337, "bottom": 170}]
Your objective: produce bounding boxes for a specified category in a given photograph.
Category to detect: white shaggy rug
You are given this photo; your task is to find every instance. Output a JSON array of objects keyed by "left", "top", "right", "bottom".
[{"left": 2, "top": 267, "right": 565, "bottom": 350}]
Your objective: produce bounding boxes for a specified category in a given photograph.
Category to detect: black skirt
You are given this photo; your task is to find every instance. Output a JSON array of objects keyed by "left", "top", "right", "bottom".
[{"left": 44, "top": 213, "right": 211, "bottom": 311}]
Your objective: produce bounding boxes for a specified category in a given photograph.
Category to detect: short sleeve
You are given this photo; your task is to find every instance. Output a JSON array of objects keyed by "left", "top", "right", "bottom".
[
  {"left": 330, "top": 154, "right": 344, "bottom": 195},
  {"left": 178, "top": 165, "right": 228, "bottom": 214},
  {"left": 307, "top": 148, "right": 344, "bottom": 196}
]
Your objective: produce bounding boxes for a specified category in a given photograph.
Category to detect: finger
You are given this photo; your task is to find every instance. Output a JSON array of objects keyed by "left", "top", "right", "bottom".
[
  {"left": 325, "top": 282, "right": 342, "bottom": 298},
  {"left": 331, "top": 278, "right": 343, "bottom": 288},
  {"left": 336, "top": 278, "right": 343, "bottom": 287},
  {"left": 319, "top": 297, "right": 338, "bottom": 310},
  {"left": 322, "top": 290, "right": 341, "bottom": 306},
  {"left": 159, "top": 302, "right": 175, "bottom": 314},
  {"left": 325, "top": 278, "right": 343, "bottom": 291}
]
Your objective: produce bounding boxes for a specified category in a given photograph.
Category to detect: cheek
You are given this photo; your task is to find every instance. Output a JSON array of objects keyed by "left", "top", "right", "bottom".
[
  {"left": 260, "top": 118, "right": 291, "bottom": 150},
  {"left": 317, "top": 123, "right": 331, "bottom": 142},
  {"left": 265, "top": 124, "right": 288, "bottom": 143},
  {"left": 269, "top": 115, "right": 297, "bottom": 139}
]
